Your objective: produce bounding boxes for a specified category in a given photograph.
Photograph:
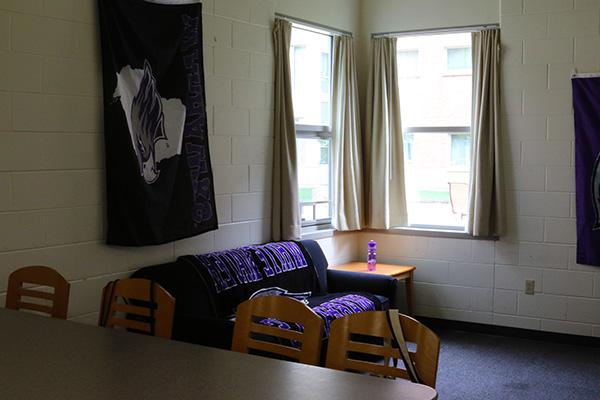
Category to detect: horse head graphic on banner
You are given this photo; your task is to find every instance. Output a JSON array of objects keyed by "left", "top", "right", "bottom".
[{"left": 114, "top": 60, "right": 187, "bottom": 184}]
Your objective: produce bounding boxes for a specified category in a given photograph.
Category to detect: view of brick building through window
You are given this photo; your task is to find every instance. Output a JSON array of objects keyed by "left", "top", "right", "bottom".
[
  {"left": 290, "top": 26, "right": 333, "bottom": 225},
  {"left": 398, "top": 32, "right": 473, "bottom": 230}
]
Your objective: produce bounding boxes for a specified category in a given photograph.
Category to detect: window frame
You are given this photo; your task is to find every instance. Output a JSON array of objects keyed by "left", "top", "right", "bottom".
[{"left": 290, "top": 24, "right": 335, "bottom": 229}]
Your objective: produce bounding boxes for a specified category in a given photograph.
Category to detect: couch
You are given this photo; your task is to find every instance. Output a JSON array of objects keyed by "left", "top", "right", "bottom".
[{"left": 132, "top": 240, "right": 397, "bottom": 349}]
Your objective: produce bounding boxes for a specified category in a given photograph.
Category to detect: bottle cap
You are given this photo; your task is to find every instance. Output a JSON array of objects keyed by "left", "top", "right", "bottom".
[{"left": 368, "top": 240, "right": 376, "bottom": 247}]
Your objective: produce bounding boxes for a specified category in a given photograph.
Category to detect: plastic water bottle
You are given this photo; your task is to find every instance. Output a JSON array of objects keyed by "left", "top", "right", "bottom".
[{"left": 367, "top": 240, "right": 377, "bottom": 271}]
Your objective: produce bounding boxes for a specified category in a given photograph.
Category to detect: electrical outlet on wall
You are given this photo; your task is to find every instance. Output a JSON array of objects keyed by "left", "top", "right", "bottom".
[{"left": 525, "top": 280, "right": 535, "bottom": 295}]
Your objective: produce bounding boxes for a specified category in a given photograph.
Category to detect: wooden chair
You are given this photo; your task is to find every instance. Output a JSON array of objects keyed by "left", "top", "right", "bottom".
[
  {"left": 231, "top": 296, "right": 324, "bottom": 366},
  {"left": 98, "top": 279, "right": 175, "bottom": 340},
  {"left": 325, "top": 311, "right": 440, "bottom": 388},
  {"left": 5, "top": 266, "right": 70, "bottom": 319}
]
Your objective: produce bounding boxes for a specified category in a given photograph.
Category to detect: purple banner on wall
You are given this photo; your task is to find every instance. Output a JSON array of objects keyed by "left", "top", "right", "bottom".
[{"left": 572, "top": 76, "right": 600, "bottom": 267}]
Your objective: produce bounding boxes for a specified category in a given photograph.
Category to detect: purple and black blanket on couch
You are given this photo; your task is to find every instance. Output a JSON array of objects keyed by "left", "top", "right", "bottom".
[{"left": 179, "top": 241, "right": 380, "bottom": 337}]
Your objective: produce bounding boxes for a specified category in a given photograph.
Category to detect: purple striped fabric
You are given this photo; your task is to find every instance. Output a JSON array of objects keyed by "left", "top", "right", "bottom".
[
  {"left": 312, "top": 294, "right": 376, "bottom": 336},
  {"left": 257, "top": 294, "right": 376, "bottom": 338}
]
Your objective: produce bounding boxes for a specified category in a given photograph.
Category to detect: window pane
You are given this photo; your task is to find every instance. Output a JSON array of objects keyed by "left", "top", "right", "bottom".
[
  {"left": 451, "top": 134, "right": 471, "bottom": 167},
  {"left": 403, "top": 132, "right": 470, "bottom": 228},
  {"left": 397, "top": 33, "right": 472, "bottom": 128},
  {"left": 398, "top": 50, "right": 419, "bottom": 77},
  {"left": 290, "top": 27, "right": 332, "bottom": 127},
  {"left": 298, "top": 137, "right": 331, "bottom": 223},
  {"left": 447, "top": 47, "right": 472, "bottom": 70},
  {"left": 397, "top": 32, "right": 472, "bottom": 230},
  {"left": 319, "top": 140, "right": 329, "bottom": 164},
  {"left": 404, "top": 133, "right": 414, "bottom": 162}
]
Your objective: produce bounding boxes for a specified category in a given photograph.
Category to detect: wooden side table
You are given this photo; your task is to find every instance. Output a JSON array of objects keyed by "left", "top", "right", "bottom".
[{"left": 328, "top": 262, "right": 416, "bottom": 315}]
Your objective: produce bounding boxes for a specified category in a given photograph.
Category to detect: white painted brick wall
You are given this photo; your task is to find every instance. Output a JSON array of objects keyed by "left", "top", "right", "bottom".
[
  {"left": 543, "top": 269, "right": 595, "bottom": 296},
  {"left": 544, "top": 217, "right": 577, "bottom": 244},
  {"left": 494, "top": 289, "right": 518, "bottom": 314},
  {"left": 519, "top": 192, "right": 571, "bottom": 217},
  {"left": 523, "top": 0, "right": 574, "bottom": 14},
  {"left": 518, "top": 293, "right": 568, "bottom": 319},
  {"left": 523, "top": 38, "right": 573, "bottom": 64},
  {"left": 502, "top": 0, "right": 524, "bottom": 15},
  {"left": 0, "top": 0, "right": 280, "bottom": 324},
  {"left": 495, "top": 265, "right": 543, "bottom": 291},
  {"left": 547, "top": 115, "right": 574, "bottom": 140},
  {"left": 574, "top": 35, "right": 600, "bottom": 64}
]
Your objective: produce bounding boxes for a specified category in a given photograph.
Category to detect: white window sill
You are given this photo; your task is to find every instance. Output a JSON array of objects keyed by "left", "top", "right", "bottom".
[
  {"left": 299, "top": 226, "right": 498, "bottom": 241},
  {"left": 364, "top": 226, "right": 498, "bottom": 241},
  {"left": 301, "top": 224, "right": 335, "bottom": 240}
]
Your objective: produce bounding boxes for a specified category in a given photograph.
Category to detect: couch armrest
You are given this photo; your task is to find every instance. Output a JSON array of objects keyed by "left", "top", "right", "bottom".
[
  {"left": 326, "top": 270, "right": 398, "bottom": 306},
  {"left": 172, "top": 314, "right": 234, "bottom": 350}
]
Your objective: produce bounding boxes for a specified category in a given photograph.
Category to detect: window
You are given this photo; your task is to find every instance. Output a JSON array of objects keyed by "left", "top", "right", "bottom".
[
  {"left": 450, "top": 134, "right": 471, "bottom": 167},
  {"left": 290, "top": 25, "right": 333, "bottom": 227},
  {"left": 397, "top": 32, "right": 472, "bottom": 231},
  {"left": 319, "top": 139, "right": 329, "bottom": 165},
  {"left": 398, "top": 50, "right": 419, "bottom": 78},
  {"left": 404, "top": 133, "right": 414, "bottom": 162},
  {"left": 320, "top": 52, "right": 331, "bottom": 93},
  {"left": 447, "top": 47, "right": 472, "bottom": 72}
]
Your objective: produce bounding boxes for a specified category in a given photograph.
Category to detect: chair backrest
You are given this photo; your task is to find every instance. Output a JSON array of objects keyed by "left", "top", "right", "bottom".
[
  {"left": 326, "top": 311, "right": 440, "bottom": 388},
  {"left": 98, "top": 279, "right": 175, "bottom": 339},
  {"left": 5, "top": 266, "right": 70, "bottom": 319},
  {"left": 231, "top": 296, "right": 324, "bottom": 366}
]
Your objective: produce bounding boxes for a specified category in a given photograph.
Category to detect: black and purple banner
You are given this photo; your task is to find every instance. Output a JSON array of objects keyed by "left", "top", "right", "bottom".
[
  {"left": 573, "top": 76, "right": 600, "bottom": 267},
  {"left": 98, "top": 0, "right": 217, "bottom": 245}
]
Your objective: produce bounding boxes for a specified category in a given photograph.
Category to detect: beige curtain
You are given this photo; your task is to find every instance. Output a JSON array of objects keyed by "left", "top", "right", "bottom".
[
  {"left": 271, "top": 19, "right": 300, "bottom": 240},
  {"left": 468, "top": 29, "right": 505, "bottom": 237},
  {"left": 332, "top": 36, "right": 364, "bottom": 231},
  {"left": 364, "top": 37, "right": 407, "bottom": 229}
]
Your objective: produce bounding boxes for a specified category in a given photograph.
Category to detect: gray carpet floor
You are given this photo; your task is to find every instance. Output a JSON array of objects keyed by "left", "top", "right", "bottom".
[{"left": 434, "top": 329, "right": 600, "bottom": 400}]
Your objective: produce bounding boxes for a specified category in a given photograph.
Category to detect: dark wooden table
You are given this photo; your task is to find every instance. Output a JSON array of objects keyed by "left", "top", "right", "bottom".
[{"left": 0, "top": 308, "right": 438, "bottom": 400}]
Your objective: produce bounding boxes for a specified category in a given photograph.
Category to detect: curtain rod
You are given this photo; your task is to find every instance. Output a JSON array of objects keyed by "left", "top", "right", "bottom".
[
  {"left": 274, "top": 13, "right": 353, "bottom": 37},
  {"left": 372, "top": 23, "right": 499, "bottom": 38}
]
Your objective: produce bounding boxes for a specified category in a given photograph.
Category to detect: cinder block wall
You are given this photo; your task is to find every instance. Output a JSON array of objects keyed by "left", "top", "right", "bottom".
[
  {"left": 356, "top": 0, "right": 600, "bottom": 338},
  {"left": 495, "top": 0, "right": 599, "bottom": 336}
]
